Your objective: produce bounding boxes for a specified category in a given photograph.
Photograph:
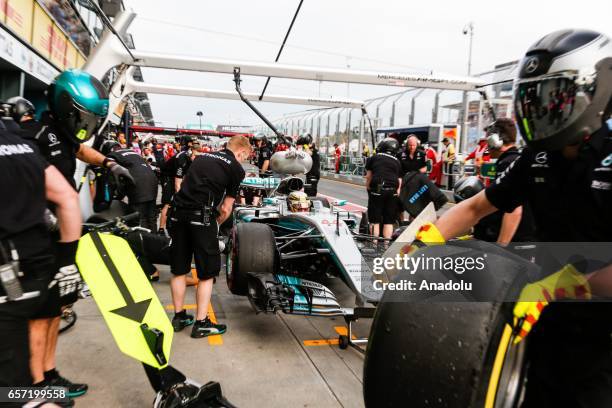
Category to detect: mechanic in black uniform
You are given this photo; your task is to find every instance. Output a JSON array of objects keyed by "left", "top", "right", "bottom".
[
  {"left": 158, "top": 136, "right": 195, "bottom": 235},
  {"left": 174, "top": 136, "right": 198, "bottom": 192},
  {"left": 365, "top": 137, "right": 402, "bottom": 239},
  {"left": 169, "top": 135, "right": 251, "bottom": 338},
  {"left": 297, "top": 134, "right": 320, "bottom": 196},
  {"left": 397, "top": 134, "right": 427, "bottom": 176},
  {"left": 420, "top": 30, "right": 612, "bottom": 407},
  {"left": 254, "top": 132, "right": 272, "bottom": 175},
  {"left": 100, "top": 139, "right": 159, "bottom": 231},
  {"left": 14, "top": 70, "right": 133, "bottom": 397},
  {"left": 455, "top": 118, "right": 536, "bottom": 243},
  {"left": 0, "top": 107, "right": 81, "bottom": 405}
]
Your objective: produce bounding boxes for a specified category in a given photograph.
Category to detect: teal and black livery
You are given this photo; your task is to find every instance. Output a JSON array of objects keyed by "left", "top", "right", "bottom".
[{"left": 47, "top": 69, "right": 109, "bottom": 144}]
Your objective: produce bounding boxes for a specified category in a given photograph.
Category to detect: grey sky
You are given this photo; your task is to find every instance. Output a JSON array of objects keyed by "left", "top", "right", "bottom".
[{"left": 123, "top": 0, "right": 611, "bottom": 129}]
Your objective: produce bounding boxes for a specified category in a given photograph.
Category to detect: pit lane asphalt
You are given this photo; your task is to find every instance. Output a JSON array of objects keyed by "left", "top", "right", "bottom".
[
  {"left": 318, "top": 178, "right": 368, "bottom": 208},
  {"left": 59, "top": 265, "right": 370, "bottom": 407},
  {"left": 56, "top": 179, "right": 405, "bottom": 406}
]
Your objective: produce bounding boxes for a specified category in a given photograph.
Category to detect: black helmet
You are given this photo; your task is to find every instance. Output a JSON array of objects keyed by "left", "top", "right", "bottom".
[
  {"left": 100, "top": 139, "right": 120, "bottom": 156},
  {"left": 453, "top": 176, "right": 484, "bottom": 203},
  {"left": 296, "top": 133, "right": 312, "bottom": 146},
  {"left": 6, "top": 96, "right": 35, "bottom": 122},
  {"left": 376, "top": 137, "right": 400, "bottom": 155},
  {"left": 179, "top": 135, "right": 195, "bottom": 147},
  {"left": 514, "top": 29, "right": 612, "bottom": 150}
]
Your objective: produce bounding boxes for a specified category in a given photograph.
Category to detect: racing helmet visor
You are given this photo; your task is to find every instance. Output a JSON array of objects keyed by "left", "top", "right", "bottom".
[
  {"left": 514, "top": 71, "right": 597, "bottom": 146},
  {"left": 66, "top": 101, "right": 104, "bottom": 143}
]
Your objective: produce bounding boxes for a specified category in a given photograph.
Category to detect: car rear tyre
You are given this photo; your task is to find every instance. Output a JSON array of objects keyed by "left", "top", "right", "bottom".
[{"left": 227, "top": 223, "right": 277, "bottom": 296}]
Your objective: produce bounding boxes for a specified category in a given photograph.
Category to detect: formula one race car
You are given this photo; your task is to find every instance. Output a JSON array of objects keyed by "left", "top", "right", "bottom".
[{"left": 226, "top": 175, "right": 382, "bottom": 343}]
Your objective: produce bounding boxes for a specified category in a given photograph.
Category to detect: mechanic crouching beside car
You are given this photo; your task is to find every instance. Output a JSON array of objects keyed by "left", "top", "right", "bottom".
[
  {"left": 169, "top": 135, "right": 252, "bottom": 338},
  {"left": 365, "top": 137, "right": 402, "bottom": 240}
]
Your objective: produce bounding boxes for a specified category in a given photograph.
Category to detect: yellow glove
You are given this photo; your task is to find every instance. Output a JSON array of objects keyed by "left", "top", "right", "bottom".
[
  {"left": 399, "top": 223, "right": 445, "bottom": 258},
  {"left": 513, "top": 264, "right": 590, "bottom": 344},
  {"left": 415, "top": 223, "right": 446, "bottom": 244}
]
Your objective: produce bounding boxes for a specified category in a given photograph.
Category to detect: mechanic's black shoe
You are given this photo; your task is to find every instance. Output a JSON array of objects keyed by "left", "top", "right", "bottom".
[
  {"left": 191, "top": 318, "right": 227, "bottom": 338},
  {"left": 33, "top": 381, "right": 75, "bottom": 407},
  {"left": 172, "top": 312, "right": 195, "bottom": 332},
  {"left": 44, "top": 372, "right": 88, "bottom": 398}
]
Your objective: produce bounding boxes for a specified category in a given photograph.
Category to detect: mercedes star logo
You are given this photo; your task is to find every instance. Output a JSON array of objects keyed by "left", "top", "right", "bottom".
[
  {"left": 535, "top": 151, "right": 548, "bottom": 164},
  {"left": 48, "top": 133, "right": 57, "bottom": 143},
  {"left": 525, "top": 57, "right": 539, "bottom": 74}
]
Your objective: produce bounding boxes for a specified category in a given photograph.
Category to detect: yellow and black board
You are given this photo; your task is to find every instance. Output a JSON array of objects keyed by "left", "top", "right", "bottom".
[{"left": 76, "top": 232, "right": 173, "bottom": 369}]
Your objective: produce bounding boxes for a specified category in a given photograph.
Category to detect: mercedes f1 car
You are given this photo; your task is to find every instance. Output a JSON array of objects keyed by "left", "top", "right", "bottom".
[{"left": 226, "top": 175, "right": 383, "bottom": 328}]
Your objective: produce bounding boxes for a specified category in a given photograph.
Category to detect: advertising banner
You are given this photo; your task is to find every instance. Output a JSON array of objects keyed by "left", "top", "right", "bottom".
[
  {"left": 32, "top": 3, "right": 52, "bottom": 58},
  {"left": 65, "top": 41, "right": 77, "bottom": 69},
  {"left": 50, "top": 22, "right": 67, "bottom": 69},
  {"left": 0, "top": 25, "right": 59, "bottom": 84},
  {"left": 5, "top": 0, "right": 34, "bottom": 43},
  {"left": 0, "top": 0, "right": 7, "bottom": 23}
]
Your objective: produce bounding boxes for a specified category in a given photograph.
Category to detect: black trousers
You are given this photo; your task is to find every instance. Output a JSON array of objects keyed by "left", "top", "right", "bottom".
[
  {"left": 304, "top": 175, "right": 319, "bottom": 197},
  {"left": 367, "top": 190, "right": 397, "bottom": 225},
  {"left": 169, "top": 208, "right": 220, "bottom": 280},
  {"left": 131, "top": 201, "right": 158, "bottom": 232}
]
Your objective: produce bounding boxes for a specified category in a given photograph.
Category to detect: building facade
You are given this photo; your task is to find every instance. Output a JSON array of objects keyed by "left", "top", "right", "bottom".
[{"left": 0, "top": 0, "right": 152, "bottom": 124}]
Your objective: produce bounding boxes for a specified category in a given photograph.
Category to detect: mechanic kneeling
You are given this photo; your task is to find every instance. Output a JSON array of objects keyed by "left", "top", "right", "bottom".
[
  {"left": 365, "top": 137, "right": 402, "bottom": 239},
  {"left": 0, "top": 113, "right": 81, "bottom": 405},
  {"left": 169, "top": 135, "right": 251, "bottom": 338}
]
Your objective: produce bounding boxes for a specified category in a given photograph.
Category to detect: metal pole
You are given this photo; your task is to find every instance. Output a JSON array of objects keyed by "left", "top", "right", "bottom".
[
  {"left": 358, "top": 114, "right": 364, "bottom": 155},
  {"left": 326, "top": 111, "right": 331, "bottom": 155},
  {"left": 460, "top": 22, "right": 475, "bottom": 153},
  {"left": 347, "top": 109, "right": 353, "bottom": 154},
  {"left": 432, "top": 91, "right": 443, "bottom": 123},
  {"left": 316, "top": 112, "right": 322, "bottom": 145},
  {"left": 18, "top": 72, "right": 25, "bottom": 97}
]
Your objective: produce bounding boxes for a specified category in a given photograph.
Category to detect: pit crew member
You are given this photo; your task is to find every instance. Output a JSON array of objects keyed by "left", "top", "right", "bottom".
[
  {"left": 169, "top": 136, "right": 251, "bottom": 338},
  {"left": 365, "top": 137, "right": 402, "bottom": 239},
  {"left": 419, "top": 29, "right": 612, "bottom": 407}
]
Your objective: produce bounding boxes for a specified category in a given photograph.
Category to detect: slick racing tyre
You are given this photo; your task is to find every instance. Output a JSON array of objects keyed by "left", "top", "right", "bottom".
[
  {"left": 363, "top": 240, "right": 533, "bottom": 408},
  {"left": 227, "top": 223, "right": 276, "bottom": 296}
]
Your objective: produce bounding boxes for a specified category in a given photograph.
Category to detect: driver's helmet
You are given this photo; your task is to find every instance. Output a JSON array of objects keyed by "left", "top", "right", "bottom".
[
  {"left": 287, "top": 191, "right": 310, "bottom": 212},
  {"left": 453, "top": 176, "right": 484, "bottom": 203},
  {"left": 47, "top": 69, "right": 109, "bottom": 144},
  {"left": 514, "top": 29, "right": 612, "bottom": 150}
]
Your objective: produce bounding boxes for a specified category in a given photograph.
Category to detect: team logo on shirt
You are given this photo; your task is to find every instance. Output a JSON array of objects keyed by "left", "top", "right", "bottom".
[
  {"left": 47, "top": 133, "right": 60, "bottom": 147},
  {"left": 535, "top": 152, "right": 547, "bottom": 164},
  {"left": 602, "top": 154, "right": 612, "bottom": 167},
  {"left": 591, "top": 180, "right": 611, "bottom": 190}
]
